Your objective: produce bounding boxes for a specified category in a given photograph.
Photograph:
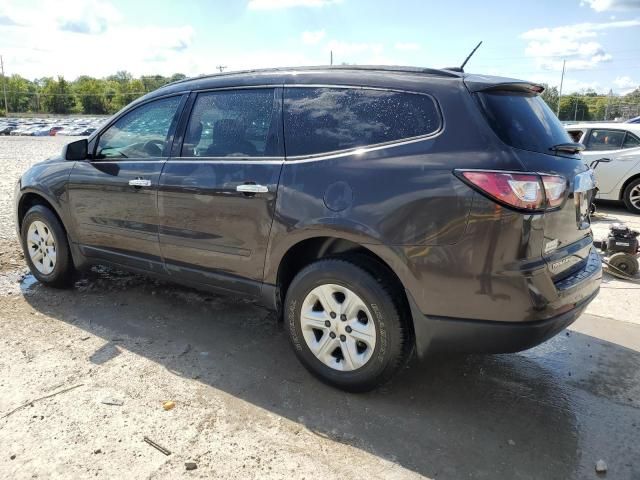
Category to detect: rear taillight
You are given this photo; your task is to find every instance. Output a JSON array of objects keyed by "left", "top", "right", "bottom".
[
  {"left": 456, "top": 170, "right": 566, "bottom": 212},
  {"left": 540, "top": 175, "right": 566, "bottom": 208}
]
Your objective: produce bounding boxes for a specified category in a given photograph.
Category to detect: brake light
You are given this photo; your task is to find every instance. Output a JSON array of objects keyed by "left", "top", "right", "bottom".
[
  {"left": 541, "top": 175, "right": 567, "bottom": 208},
  {"left": 456, "top": 170, "right": 566, "bottom": 212}
]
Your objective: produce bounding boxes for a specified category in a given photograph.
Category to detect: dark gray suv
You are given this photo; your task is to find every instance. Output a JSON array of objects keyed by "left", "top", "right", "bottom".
[{"left": 15, "top": 66, "right": 602, "bottom": 391}]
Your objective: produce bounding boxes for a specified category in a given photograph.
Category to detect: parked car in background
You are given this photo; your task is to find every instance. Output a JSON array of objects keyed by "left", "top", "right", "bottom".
[
  {"left": 627, "top": 116, "right": 640, "bottom": 124},
  {"left": 56, "top": 127, "right": 79, "bottom": 136},
  {"left": 566, "top": 123, "right": 640, "bottom": 213},
  {"left": 15, "top": 66, "right": 601, "bottom": 391},
  {"left": 10, "top": 126, "right": 36, "bottom": 136},
  {"left": 0, "top": 124, "right": 18, "bottom": 135},
  {"left": 33, "top": 126, "right": 56, "bottom": 136},
  {"left": 0, "top": 117, "right": 106, "bottom": 136},
  {"left": 73, "top": 127, "right": 97, "bottom": 136}
]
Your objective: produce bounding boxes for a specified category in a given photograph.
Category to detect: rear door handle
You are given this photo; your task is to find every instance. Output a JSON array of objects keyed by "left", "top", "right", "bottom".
[
  {"left": 236, "top": 184, "right": 268, "bottom": 194},
  {"left": 129, "top": 178, "right": 151, "bottom": 187}
]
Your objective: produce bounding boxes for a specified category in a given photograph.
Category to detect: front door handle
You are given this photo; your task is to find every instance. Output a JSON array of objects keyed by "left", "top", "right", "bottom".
[
  {"left": 236, "top": 184, "right": 268, "bottom": 194},
  {"left": 129, "top": 178, "right": 151, "bottom": 188}
]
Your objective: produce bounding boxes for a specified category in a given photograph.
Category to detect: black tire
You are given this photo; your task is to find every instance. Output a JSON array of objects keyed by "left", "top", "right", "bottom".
[
  {"left": 20, "top": 205, "right": 74, "bottom": 287},
  {"left": 284, "top": 258, "right": 411, "bottom": 392},
  {"left": 622, "top": 178, "right": 640, "bottom": 214},
  {"left": 608, "top": 252, "right": 639, "bottom": 276}
]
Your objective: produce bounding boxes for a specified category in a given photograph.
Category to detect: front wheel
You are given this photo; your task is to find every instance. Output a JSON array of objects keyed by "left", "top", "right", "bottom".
[
  {"left": 284, "top": 258, "right": 411, "bottom": 392},
  {"left": 20, "top": 205, "right": 74, "bottom": 287},
  {"left": 623, "top": 178, "right": 640, "bottom": 214}
]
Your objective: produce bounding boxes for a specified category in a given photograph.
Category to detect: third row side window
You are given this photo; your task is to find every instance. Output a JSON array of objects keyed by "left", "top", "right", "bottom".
[{"left": 284, "top": 87, "right": 441, "bottom": 157}]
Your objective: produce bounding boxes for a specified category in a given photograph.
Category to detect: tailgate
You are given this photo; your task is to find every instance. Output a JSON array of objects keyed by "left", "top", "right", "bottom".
[{"left": 471, "top": 86, "right": 596, "bottom": 279}]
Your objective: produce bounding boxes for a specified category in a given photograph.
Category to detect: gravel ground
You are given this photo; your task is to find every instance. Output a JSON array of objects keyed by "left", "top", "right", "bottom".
[
  {"left": 0, "top": 137, "right": 639, "bottom": 479},
  {"left": 0, "top": 136, "right": 69, "bottom": 277}
]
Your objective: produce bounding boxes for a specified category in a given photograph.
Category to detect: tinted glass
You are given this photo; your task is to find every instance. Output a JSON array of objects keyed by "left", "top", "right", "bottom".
[
  {"left": 586, "top": 129, "right": 625, "bottom": 151},
  {"left": 181, "top": 89, "right": 277, "bottom": 157},
  {"left": 476, "top": 91, "right": 572, "bottom": 154},
  {"left": 96, "top": 96, "right": 181, "bottom": 159},
  {"left": 284, "top": 87, "right": 440, "bottom": 156},
  {"left": 623, "top": 132, "right": 640, "bottom": 149}
]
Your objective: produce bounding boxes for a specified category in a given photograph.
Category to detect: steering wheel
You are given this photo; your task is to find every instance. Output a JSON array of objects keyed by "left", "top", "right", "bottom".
[{"left": 143, "top": 139, "right": 164, "bottom": 156}]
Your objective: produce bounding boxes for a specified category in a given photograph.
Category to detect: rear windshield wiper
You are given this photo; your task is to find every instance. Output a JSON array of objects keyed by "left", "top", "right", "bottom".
[{"left": 549, "top": 143, "right": 585, "bottom": 154}]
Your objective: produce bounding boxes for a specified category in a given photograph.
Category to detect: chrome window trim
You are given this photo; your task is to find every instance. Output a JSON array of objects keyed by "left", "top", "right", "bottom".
[{"left": 166, "top": 158, "right": 284, "bottom": 165}]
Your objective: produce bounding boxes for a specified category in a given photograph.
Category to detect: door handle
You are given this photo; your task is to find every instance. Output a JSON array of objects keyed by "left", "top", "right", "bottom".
[
  {"left": 236, "top": 184, "right": 269, "bottom": 194},
  {"left": 129, "top": 178, "right": 151, "bottom": 188}
]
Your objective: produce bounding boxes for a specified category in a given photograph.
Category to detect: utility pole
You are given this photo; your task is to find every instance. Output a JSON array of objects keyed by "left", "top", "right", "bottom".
[
  {"left": 574, "top": 96, "right": 579, "bottom": 121},
  {"left": 556, "top": 59, "right": 565, "bottom": 118},
  {"left": 0, "top": 55, "right": 8, "bottom": 116},
  {"left": 216, "top": 65, "right": 227, "bottom": 73},
  {"left": 330, "top": 50, "right": 333, "bottom": 66}
]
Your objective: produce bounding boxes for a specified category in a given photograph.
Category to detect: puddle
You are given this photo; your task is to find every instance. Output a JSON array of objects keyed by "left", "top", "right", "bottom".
[
  {"left": 0, "top": 268, "right": 33, "bottom": 296},
  {"left": 20, "top": 273, "right": 38, "bottom": 293}
]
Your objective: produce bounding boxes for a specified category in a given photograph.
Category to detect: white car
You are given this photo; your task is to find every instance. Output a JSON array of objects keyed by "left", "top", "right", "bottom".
[{"left": 566, "top": 123, "right": 640, "bottom": 213}]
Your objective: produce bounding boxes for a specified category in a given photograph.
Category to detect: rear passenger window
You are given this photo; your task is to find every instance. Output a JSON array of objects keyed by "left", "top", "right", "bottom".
[
  {"left": 623, "top": 132, "right": 640, "bottom": 149},
  {"left": 586, "top": 129, "right": 625, "bottom": 151},
  {"left": 181, "top": 89, "right": 278, "bottom": 157},
  {"left": 284, "top": 87, "right": 440, "bottom": 157}
]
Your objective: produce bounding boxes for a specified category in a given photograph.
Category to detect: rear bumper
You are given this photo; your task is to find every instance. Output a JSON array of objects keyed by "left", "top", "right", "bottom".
[
  {"left": 409, "top": 247, "right": 602, "bottom": 356},
  {"left": 410, "top": 288, "right": 597, "bottom": 356}
]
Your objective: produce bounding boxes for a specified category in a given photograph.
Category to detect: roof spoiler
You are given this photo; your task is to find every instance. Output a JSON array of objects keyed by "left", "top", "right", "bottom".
[{"left": 463, "top": 75, "right": 545, "bottom": 94}]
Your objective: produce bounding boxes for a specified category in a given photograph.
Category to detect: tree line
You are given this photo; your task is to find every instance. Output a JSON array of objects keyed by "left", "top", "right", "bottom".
[
  {"left": 1, "top": 71, "right": 187, "bottom": 115},
  {"left": 1, "top": 71, "right": 639, "bottom": 119},
  {"left": 540, "top": 84, "right": 640, "bottom": 121}
]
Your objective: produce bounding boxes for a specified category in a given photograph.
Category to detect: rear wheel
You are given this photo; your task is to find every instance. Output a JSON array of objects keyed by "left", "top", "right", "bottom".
[
  {"left": 20, "top": 205, "right": 74, "bottom": 287},
  {"left": 284, "top": 258, "right": 411, "bottom": 392},
  {"left": 623, "top": 178, "right": 640, "bottom": 214}
]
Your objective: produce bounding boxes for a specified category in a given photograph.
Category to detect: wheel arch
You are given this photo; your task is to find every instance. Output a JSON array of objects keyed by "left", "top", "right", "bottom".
[
  {"left": 17, "top": 190, "right": 67, "bottom": 234},
  {"left": 619, "top": 172, "right": 640, "bottom": 201},
  {"left": 271, "top": 234, "right": 417, "bottom": 344}
]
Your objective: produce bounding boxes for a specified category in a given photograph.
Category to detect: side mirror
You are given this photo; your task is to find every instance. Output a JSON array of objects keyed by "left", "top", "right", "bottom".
[{"left": 63, "top": 139, "right": 88, "bottom": 161}]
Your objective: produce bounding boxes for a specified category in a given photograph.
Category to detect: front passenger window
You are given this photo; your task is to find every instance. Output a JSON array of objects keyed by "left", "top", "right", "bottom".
[{"left": 96, "top": 96, "right": 182, "bottom": 159}]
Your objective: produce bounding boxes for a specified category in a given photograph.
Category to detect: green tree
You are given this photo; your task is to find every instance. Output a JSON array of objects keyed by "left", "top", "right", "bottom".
[
  {"left": 540, "top": 84, "right": 559, "bottom": 114},
  {"left": 169, "top": 73, "right": 186, "bottom": 83},
  {"left": 558, "top": 95, "right": 592, "bottom": 121},
  {"left": 6, "top": 74, "right": 35, "bottom": 112},
  {"left": 74, "top": 76, "right": 109, "bottom": 114},
  {"left": 42, "top": 76, "right": 75, "bottom": 114},
  {"left": 140, "top": 74, "right": 168, "bottom": 92},
  {"left": 108, "top": 70, "right": 134, "bottom": 85}
]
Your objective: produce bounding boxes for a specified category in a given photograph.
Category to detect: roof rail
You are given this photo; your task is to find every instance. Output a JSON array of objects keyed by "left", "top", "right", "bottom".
[{"left": 164, "top": 64, "right": 462, "bottom": 88}]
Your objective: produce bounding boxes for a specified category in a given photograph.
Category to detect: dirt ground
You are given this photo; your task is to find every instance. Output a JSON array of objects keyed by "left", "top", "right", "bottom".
[{"left": 0, "top": 136, "right": 639, "bottom": 479}]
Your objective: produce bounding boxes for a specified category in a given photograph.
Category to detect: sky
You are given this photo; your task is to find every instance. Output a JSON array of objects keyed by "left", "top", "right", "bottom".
[{"left": 1, "top": 0, "right": 639, "bottom": 95}]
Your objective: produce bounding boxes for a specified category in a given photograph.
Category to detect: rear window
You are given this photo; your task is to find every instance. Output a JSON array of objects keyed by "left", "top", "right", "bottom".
[
  {"left": 284, "top": 87, "right": 441, "bottom": 157},
  {"left": 476, "top": 91, "right": 572, "bottom": 155}
]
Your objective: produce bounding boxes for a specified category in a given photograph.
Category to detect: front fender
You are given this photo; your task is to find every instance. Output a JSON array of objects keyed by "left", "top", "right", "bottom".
[{"left": 15, "top": 159, "right": 74, "bottom": 240}]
